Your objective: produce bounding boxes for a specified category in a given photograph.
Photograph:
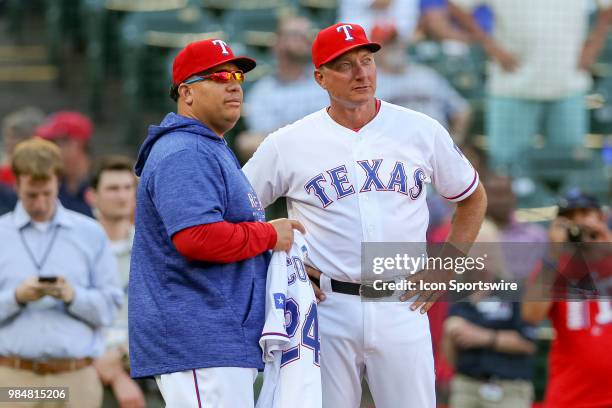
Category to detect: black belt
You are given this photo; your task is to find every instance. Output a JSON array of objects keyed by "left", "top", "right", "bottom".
[
  {"left": 331, "top": 278, "right": 395, "bottom": 298},
  {"left": 463, "top": 372, "right": 500, "bottom": 382},
  {"left": 308, "top": 274, "right": 396, "bottom": 298}
]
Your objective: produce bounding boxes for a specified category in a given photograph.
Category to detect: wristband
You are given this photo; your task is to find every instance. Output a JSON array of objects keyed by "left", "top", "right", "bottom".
[{"left": 488, "top": 330, "right": 498, "bottom": 349}]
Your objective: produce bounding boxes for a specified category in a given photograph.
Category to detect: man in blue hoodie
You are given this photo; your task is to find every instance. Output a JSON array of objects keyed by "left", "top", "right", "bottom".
[{"left": 129, "top": 39, "right": 304, "bottom": 407}]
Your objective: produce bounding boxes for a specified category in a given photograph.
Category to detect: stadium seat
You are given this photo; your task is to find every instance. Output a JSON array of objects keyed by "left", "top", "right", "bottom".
[
  {"left": 590, "top": 76, "right": 612, "bottom": 134},
  {"left": 222, "top": 8, "right": 289, "bottom": 50},
  {"left": 408, "top": 41, "right": 486, "bottom": 100},
  {"left": 297, "top": 0, "right": 337, "bottom": 28},
  {"left": 561, "top": 168, "right": 610, "bottom": 203},
  {"left": 202, "top": 0, "right": 289, "bottom": 13},
  {"left": 5, "top": 0, "right": 47, "bottom": 40},
  {"left": 513, "top": 178, "right": 558, "bottom": 210},
  {"left": 296, "top": 0, "right": 337, "bottom": 8},
  {"left": 119, "top": 6, "right": 223, "bottom": 145},
  {"left": 519, "top": 146, "right": 602, "bottom": 191},
  {"left": 6, "top": 0, "right": 83, "bottom": 85},
  {"left": 45, "top": 0, "right": 85, "bottom": 72},
  {"left": 82, "top": 0, "right": 189, "bottom": 114}
]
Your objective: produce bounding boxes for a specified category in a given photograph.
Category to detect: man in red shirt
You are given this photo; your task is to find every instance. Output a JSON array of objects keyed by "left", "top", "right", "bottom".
[
  {"left": 522, "top": 191, "right": 612, "bottom": 408},
  {"left": 36, "top": 111, "right": 96, "bottom": 217}
]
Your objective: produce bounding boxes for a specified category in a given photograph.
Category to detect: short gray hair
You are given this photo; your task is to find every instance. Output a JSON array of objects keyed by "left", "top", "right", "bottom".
[{"left": 2, "top": 107, "right": 46, "bottom": 143}]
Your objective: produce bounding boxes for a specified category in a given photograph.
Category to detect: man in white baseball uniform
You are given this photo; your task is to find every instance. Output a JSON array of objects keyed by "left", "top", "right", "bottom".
[{"left": 243, "top": 23, "right": 487, "bottom": 408}]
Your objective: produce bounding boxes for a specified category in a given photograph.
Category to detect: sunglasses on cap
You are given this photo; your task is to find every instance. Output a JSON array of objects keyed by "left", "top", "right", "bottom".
[{"left": 183, "top": 70, "right": 245, "bottom": 84}]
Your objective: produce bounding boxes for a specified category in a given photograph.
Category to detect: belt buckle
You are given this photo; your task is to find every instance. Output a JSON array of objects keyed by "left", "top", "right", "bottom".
[
  {"left": 479, "top": 382, "right": 504, "bottom": 402},
  {"left": 359, "top": 283, "right": 392, "bottom": 299}
]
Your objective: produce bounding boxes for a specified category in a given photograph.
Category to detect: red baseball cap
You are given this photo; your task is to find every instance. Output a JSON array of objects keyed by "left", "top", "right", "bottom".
[
  {"left": 312, "top": 23, "right": 381, "bottom": 68},
  {"left": 172, "top": 39, "right": 256, "bottom": 85},
  {"left": 370, "top": 23, "right": 399, "bottom": 45},
  {"left": 37, "top": 111, "right": 93, "bottom": 143}
]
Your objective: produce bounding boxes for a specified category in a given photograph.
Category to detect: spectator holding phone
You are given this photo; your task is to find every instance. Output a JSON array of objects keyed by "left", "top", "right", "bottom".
[{"left": 0, "top": 138, "right": 122, "bottom": 408}]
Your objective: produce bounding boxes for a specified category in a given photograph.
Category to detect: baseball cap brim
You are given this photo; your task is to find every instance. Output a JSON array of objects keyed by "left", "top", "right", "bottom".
[
  {"left": 203, "top": 56, "right": 256, "bottom": 75},
  {"left": 557, "top": 194, "right": 601, "bottom": 215},
  {"left": 176, "top": 55, "right": 257, "bottom": 85},
  {"left": 317, "top": 42, "right": 381, "bottom": 68},
  {"left": 228, "top": 56, "right": 257, "bottom": 73}
]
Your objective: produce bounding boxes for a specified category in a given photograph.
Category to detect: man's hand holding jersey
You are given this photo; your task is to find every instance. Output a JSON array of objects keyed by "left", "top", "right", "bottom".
[{"left": 269, "top": 218, "right": 306, "bottom": 251}]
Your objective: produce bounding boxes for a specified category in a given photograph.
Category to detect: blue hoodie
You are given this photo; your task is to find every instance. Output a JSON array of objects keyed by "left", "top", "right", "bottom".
[{"left": 129, "top": 113, "right": 269, "bottom": 378}]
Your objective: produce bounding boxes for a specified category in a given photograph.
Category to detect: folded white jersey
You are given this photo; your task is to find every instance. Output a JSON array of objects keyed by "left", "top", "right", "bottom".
[{"left": 256, "top": 232, "right": 322, "bottom": 408}]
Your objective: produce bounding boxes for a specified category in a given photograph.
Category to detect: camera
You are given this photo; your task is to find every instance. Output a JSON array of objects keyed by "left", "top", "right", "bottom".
[
  {"left": 566, "top": 224, "right": 599, "bottom": 243},
  {"left": 566, "top": 224, "right": 583, "bottom": 243}
]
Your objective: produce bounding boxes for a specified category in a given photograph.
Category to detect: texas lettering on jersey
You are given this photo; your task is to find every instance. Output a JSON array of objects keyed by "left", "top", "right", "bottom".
[
  {"left": 304, "top": 159, "right": 428, "bottom": 208},
  {"left": 243, "top": 101, "right": 479, "bottom": 281},
  {"left": 256, "top": 233, "right": 322, "bottom": 408}
]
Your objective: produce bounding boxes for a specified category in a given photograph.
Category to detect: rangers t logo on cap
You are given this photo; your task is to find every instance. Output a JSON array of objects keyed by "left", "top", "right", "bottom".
[
  {"left": 172, "top": 38, "right": 256, "bottom": 85},
  {"left": 311, "top": 22, "right": 381, "bottom": 68},
  {"left": 212, "top": 39, "right": 230, "bottom": 55},
  {"left": 337, "top": 24, "right": 355, "bottom": 41}
]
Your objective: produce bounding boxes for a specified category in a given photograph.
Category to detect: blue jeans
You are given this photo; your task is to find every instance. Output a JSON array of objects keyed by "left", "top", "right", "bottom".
[{"left": 486, "top": 93, "right": 587, "bottom": 174}]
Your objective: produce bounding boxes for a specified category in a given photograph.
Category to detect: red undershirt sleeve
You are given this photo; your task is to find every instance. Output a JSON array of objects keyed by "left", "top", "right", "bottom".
[{"left": 172, "top": 221, "right": 277, "bottom": 263}]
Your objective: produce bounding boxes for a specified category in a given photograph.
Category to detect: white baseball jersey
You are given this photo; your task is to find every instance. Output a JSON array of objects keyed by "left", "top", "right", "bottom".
[
  {"left": 243, "top": 100, "right": 478, "bottom": 282},
  {"left": 256, "top": 232, "right": 322, "bottom": 408}
]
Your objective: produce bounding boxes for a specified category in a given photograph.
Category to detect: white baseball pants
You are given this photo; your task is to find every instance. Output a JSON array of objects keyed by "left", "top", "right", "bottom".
[
  {"left": 155, "top": 367, "right": 258, "bottom": 408},
  {"left": 318, "top": 274, "right": 436, "bottom": 408}
]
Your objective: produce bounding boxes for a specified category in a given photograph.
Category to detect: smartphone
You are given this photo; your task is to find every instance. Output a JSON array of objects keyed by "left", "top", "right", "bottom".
[{"left": 38, "top": 276, "right": 58, "bottom": 283}]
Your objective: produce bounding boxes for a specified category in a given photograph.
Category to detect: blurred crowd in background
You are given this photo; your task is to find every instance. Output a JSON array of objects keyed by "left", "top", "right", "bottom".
[{"left": 0, "top": 0, "right": 611, "bottom": 407}]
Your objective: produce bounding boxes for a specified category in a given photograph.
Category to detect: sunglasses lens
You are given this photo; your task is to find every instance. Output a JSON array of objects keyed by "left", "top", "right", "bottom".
[
  {"left": 209, "top": 71, "right": 245, "bottom": 83},
  {"left": 212, "top": 72, "right": 232, "bottom": 82}
]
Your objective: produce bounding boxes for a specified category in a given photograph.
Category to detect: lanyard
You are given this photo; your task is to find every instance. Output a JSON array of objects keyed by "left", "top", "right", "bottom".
[{"left": 19, "top": 224, "right": 61, "bottom": 273}]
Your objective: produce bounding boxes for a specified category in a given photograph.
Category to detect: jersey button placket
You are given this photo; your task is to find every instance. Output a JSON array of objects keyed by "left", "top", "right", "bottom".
[{"left": 352, "top": 139, "right": 370, "bottom": 241}]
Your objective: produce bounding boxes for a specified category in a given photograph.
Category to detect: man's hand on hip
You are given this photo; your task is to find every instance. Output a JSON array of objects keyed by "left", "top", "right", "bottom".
[
  {"left": 400, "top": 268, "right": 453, "bottom": 314},
  {"left": 305, "top": 265, "right": 326, "bottom": 303}
]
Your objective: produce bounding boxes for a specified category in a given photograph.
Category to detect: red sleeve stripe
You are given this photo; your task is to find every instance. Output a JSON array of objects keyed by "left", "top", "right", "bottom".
[
  {"left": 441, "top": 170, "right": 478, "bottom": 201},
  {"left": 261, "top": 332, "right": 290, "bottom": 338}
]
